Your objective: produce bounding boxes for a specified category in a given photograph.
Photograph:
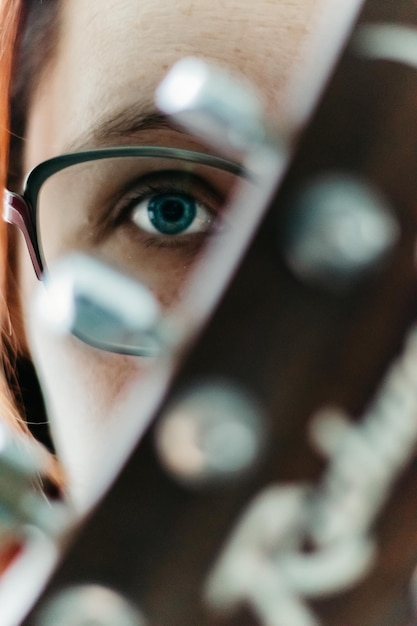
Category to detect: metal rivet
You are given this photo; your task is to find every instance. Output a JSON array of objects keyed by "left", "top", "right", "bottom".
[
  {"left": 35, "top": 585, "right": 146, "bottom": 626},
  {"left": 156, "top": 57, "right": 270, "bottom": 152},
  {"left": 355, "top": 23, "right": 417, "bottom": 70},
  {"left": 155, "top": 381, "right": 265, "bottom": 485},
  {"left": 0, "top": 422, "right": 65, "bottom": 536},
  {"left": 282, "top": 174, "right": 399, "bottom": 290},
  {"left": 37, "top": 253, "right": 163, "bottom": 357}
]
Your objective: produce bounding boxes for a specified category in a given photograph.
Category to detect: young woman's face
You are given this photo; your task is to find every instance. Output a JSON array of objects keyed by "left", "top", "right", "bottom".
[{"left": 17, "top": 0, "right": 327, "bottom": 508}]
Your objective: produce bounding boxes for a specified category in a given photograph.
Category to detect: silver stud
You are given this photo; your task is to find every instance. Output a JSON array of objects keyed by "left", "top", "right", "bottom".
[
  {"left": 355, "top": 23, "right": 417, "bottom": 70},
  {"left": 156, "top": 57, "right": 272, "bottom": 152},
  {"left": 35, "top": 585, "right": 146, "bottom": 626},
  {"left": 0, "top": 422, "right": 65, "bottom": 537},
  {"left": 155, "top": 381, "right": 265, "bottom": 485},
  {"left": 282, "top": 175, "right": 399, "bottom": 289},
  {"left": 37, "top": 253, "right": 164, "bottom": 357}
]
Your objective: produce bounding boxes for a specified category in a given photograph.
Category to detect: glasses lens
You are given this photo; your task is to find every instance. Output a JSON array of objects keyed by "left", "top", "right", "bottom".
[{"left": 37, "top": 154, "right": 243, "bottom": 312}]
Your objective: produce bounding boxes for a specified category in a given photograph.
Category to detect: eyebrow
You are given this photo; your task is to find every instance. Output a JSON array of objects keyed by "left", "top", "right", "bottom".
[{"left": 64, "top": 104, "right": 185, "bottom": 152}]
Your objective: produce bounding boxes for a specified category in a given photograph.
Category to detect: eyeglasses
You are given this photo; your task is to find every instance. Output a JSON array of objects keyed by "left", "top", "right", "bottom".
[{"left": 3, "top": 145, "right": 245, "bottom": 282}]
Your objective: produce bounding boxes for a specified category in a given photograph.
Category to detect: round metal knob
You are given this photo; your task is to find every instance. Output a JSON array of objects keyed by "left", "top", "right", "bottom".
[
  {"left": 282, "top": 175, "right": 399, "bottom": 290},
  {"left": 35, "top": 585, "right": 146, "bottom": 626},
  {"left": 155, "top": 381, "right": 265, "bottom": 485}
]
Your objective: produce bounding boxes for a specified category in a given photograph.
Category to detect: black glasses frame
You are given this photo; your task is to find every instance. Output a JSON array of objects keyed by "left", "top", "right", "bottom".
[{"left": 3, "top": 146, "right": 243, "bottom": 279}]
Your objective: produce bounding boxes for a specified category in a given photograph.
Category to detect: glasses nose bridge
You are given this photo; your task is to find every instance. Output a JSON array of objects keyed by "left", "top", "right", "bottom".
[{"left": 3, "top": 190, "right": 43, "bottom": 280}]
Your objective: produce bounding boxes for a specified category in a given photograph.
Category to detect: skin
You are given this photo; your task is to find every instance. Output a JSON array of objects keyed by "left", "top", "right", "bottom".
[{"left": 17, "top": 0, "right": 327, "bottom": 510}]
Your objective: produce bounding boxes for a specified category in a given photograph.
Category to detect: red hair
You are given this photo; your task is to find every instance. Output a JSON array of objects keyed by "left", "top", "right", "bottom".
[
  {"left": 0, "top": 0, "right": 26, "bottom": 433},
  {"left": 0, "top": 0, "right": 63, "bottom": 487}
]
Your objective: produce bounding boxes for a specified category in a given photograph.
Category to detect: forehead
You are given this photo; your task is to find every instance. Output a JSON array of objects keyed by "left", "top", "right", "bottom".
[
  {"left": 59, "top": 0, "right": 317, "bottom": 83},
  {"left": 25, "top": 0, "right": 323, "bottom": 165}
]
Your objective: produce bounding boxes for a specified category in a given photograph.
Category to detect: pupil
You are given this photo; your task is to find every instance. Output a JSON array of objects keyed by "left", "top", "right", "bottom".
[{"left": 148, "top": 193, "right": 197, "bottom": 235}]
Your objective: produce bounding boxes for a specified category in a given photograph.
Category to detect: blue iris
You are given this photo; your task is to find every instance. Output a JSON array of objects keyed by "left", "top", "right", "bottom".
[{"left": 148, "top": 192, "right": 197, "bottom": 235}]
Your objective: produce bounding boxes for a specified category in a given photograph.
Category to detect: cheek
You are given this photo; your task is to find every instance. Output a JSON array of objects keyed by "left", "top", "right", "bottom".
[
  {"left": 28, "top": 319, "right": 151, "bottom": 509},
  {"left": 17, "top": 238, "right": 151, "bottom": 508}
]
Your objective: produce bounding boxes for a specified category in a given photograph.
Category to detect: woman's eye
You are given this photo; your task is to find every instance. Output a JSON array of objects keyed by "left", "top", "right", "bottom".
[{"left": 129, "top": 191, "right": 215, "bottom": 237}]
